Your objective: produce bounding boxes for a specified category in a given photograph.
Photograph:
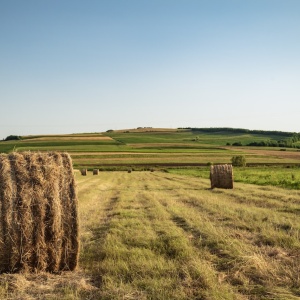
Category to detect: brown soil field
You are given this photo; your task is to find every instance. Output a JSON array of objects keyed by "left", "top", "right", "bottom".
[
  {"left": 130, "top": 143, "right": 213, "bottom": 148},
  {"left": 70, "top": 152, "right": 157, "bottom": 156},
  {"left": 234, "top": 148, "right": 300, "bottom": 161},
  {"left": 25, "top": 136, "right": 113, "bottom": 141}
]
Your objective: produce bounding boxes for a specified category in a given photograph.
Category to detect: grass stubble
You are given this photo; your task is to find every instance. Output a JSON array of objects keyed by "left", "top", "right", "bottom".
[{"left": 0, "top": 171, "right": 299, "bottom": 299}]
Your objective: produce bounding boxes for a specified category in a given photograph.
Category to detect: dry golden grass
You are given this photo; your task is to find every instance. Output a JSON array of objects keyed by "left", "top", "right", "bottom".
[
  {"left": 0, "top": 171, "right": 299, "bottom": 299},
  {"left": 0, "top": 152, "right": 78, "bottom": 273}
]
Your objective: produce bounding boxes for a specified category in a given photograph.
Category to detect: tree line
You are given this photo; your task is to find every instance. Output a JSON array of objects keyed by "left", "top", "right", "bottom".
[
  {"left": 180, "top": 127, "right": 300, "bottom": 149},
  {"left": 180, "top": 127, "right": 298, "bottom": 137}
]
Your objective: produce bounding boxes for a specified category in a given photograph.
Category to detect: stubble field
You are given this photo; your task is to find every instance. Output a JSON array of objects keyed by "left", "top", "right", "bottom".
[{"left": 1, "top": 171, "right": 299, "bottom": 299}]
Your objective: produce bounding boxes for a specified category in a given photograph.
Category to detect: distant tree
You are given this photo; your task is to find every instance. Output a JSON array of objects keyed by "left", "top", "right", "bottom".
[
  {"left": 232, "top": 142, "right": 242, "bottom": 146},
  {"left": 5, "top": 135, "right": 21, "bottom": 141},
  {"left": 231, "top": 155, "right": 246, "bottom": 167}
]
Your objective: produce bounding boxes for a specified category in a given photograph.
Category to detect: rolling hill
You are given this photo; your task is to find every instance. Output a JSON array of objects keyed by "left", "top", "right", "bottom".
[{"left": 1, "top": 128, "right": 300, "bottom": 169}]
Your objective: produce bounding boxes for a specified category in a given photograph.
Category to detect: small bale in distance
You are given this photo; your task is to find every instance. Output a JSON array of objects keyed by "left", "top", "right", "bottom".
[
  {"left": 0, "top": 151, "right": 79, "bottom": 273},
  {"left": 210, "top": 164, "right": 233, "bottom": 189},
  {"left": 80, "top": 169, "right": 87, "bottom": 176},
  {"left": 93, "top": 169, "right": 99, "bottom": 175}
]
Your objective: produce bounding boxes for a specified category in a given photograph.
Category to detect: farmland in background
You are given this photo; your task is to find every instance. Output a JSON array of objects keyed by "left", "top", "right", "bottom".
[
  {"left": 1, "top": 128, "right": 300, "bottom": 169},
  {"left": 0, "top": 171, "right": 299, "bottom": 299},
  {"left": 0, "top": 128, "right": 300, "bottom": 299},
  {"left": 168, "top": 166, "right": 300, "bottom": 190}
]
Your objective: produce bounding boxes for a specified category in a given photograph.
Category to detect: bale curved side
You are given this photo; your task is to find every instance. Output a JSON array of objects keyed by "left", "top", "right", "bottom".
[
  {"left": 47, "top": 152, "right": 64, "bottom": 272},
  {"left": 210, "top": 164, "right": 233, "bottom": 189},
  {"left": 0, "top": 154, "right": 14, "bottom": 271},
  {"left": 60, "top": 153, "right": 79, "bottom": 271},
  {"left": 93, "top": 169, "right": 99, "bottom": 175},
  {"left": 0, "top": 152, "right": 79, "bottom": 273}
]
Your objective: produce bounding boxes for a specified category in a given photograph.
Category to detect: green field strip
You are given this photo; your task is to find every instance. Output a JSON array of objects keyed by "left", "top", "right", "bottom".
[{"left": 169, "top": 166, "right": 300, "bottom": 189}]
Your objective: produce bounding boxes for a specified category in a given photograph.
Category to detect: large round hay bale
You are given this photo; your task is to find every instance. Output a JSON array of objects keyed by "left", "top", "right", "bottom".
[
  {"left": 80, "top": 168, "right": 87, "bottom": 176},
  {"left": 210, "top": 164, "right": 233, "bottom": 189},
  {"left": 0, "top": 152, "right": 79, "bottom": 273},
  {"left": 93, "top": 169, "right": 99, "bottom": 175}
]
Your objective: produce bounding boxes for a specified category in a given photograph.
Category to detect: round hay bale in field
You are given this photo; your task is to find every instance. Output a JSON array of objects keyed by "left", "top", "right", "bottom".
[
  {"left": 80, "top": 169, "right": 87, "bottom": 176},
  {"left": 0, "top": 152, "right": 79, "bottom": 273},
  {"left": 210, "top": 164, "right": 233, "bottom": 189},
  {"left": 93, "top": 169, "right": 99, "bottom": 175}
]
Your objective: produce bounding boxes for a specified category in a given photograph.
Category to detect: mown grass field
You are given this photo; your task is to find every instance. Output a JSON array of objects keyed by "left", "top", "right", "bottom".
[{"left": 1, "top": 171, "right": 299, "bottom": 299}]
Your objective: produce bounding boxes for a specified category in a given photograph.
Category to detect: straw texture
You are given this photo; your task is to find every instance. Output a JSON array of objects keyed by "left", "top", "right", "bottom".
[
  {"left": 0, "top": 152, "right": 79, "bottom": 273},
  {"left": 80, "top": 169, "right": 87, "bottom": 176},
  {"left": 210, "top": 164, "right": 233, "bottom": 189}
]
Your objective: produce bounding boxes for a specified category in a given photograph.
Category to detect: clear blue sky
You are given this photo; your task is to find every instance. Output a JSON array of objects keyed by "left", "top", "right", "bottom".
[{"left": 1, "top": 0, "right": 299, "bottom": 139}]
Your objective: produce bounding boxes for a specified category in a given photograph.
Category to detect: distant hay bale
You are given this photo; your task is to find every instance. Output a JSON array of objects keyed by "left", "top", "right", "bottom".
[
  {"left": 80, "top": 169, "right": 87, "bottom": 176},
  {"left": 0, "top": 152, "right": 79, "bottom": 273},
  {"left": 93, "top": 169, "right": 99, "bottom": 175},
  {"left": 127, "top": 169, "right": 132, "bottom": 173},
  {"left": 210, "top": 164, "right": 233, "bottom": 189}
]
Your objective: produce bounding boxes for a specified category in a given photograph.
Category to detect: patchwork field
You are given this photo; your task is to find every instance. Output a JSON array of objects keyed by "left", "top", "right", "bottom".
[
  {"left": 1, "top": 171, "right": 299, "bottom": 299},
  {"left": 1, "top": 129, "right": 300, "bottom": 168},
  {"left": 1, "top": 128, "right": 300, "bottom": 298}
]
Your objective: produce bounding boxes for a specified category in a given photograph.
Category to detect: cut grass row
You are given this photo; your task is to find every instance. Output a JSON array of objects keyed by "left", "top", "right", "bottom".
[
  {"left": 79, "top": 172, "right": 300, "bottom": 299},
  {"left": 0, "top": 171, "right": 299, "bottom": 299}
]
